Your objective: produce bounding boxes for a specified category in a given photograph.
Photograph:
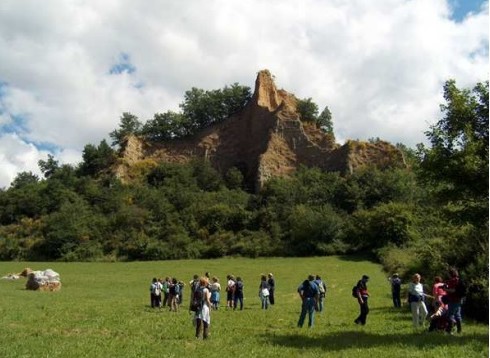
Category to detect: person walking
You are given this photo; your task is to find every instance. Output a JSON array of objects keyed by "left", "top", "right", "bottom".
[
  {"left": 390, "top": 273, "right": 402, "bottom": 308},
  {"left": 193, "top": 277, "right": 212, "bottom": 339},
  {"left": 297, "top": 275, "right": 319, "bottom": 328},
  {"left": 408, "top": 273, "right": 428, "bottom": 328},
  {"left": 354, "top": 275, "right": 370, "bottom": 325}
]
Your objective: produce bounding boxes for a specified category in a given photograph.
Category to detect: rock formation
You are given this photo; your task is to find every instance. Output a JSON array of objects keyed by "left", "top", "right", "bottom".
[{"left": 114, "top": 70, "right": 406, "bottom": 191}]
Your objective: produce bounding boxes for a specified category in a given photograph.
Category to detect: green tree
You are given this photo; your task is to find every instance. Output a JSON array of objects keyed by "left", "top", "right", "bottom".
[
  {"left": 38, "top": 154, "right": 59, "bottom": 179},
  {"left": 296, "top": 97, "right": 319, "bottom": 122},
  {"left": 317, "top": 106, "right": 334, "bottom": 134},
  {"left": 78, "top": 139, "right": 116, "bottom": 177},
  {"left": 109, "top": 112, "right": 142, "bottom": 146},
  {"left": 10, "top": 171, "right": 39, "bottom": 189},
  {"left": 418, "top": 80, "right": 488, "bottom": 224}
]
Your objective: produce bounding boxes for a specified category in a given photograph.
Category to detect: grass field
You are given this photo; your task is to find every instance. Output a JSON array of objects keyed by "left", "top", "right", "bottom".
[{"left": 0, "top": 256, "right": 487, "bottom": 358}]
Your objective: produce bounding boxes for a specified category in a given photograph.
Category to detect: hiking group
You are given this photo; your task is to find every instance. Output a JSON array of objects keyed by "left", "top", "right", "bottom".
[
  {"left": 149, "top": 266, "right": 466, "bottom": 339},
  {"left": 388, "top": 267, "right": 466, "bottom": 334}
]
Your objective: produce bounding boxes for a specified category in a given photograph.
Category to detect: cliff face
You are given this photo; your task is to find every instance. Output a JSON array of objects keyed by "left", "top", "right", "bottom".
[{"left": 115, "top": 70, "right": 406, "bottom": 190}]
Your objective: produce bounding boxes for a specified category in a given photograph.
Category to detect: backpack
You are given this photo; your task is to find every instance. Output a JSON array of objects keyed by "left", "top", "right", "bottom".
[
  {"left": 455, "top": 279, "right": 467, "bottom": 298},
  {"left": 190, "top": 287, "right": 204, "bottom": 312},
  {"left": 352, "top": 285, "right": 359, "bottom": 298},
  {"left": 169, "top": 284, "right": 176, "bottom": 295},
  {"left": 154, "top": 283, "right": 161, "bottom": 296},
  {"left": 302, "top": 280, "right": 316, "bottom": 298},
  {"left": 317, "top": 281, "right": 326, "bottom": 294}
]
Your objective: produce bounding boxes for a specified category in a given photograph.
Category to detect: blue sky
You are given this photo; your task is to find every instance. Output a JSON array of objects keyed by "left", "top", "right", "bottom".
[
  {"left": 450, "top": 0, "right": 487, "bottom": 21},
  {"left": 0, "top": 0, "right": 488, "bottom": 188}
]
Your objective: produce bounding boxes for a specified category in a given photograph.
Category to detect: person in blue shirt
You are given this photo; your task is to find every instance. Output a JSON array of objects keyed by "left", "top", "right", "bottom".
[{"left": 297, "top": 275, "right": 320, "bottom": 328}]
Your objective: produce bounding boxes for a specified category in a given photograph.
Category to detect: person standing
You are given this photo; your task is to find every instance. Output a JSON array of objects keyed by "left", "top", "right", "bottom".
[
  {"left": 226, "top": 275, "right": 236, "bottom": 309},
  {"left": 432, "top": 276, "right": 446, "bottom": 309},
  {"left": 408, "top": 273, "right": 428, "bottom": 328},
  {"left": 259, "top": 275, "right": 270, "bottom": 310},
  {"left": 234, "top": 277, "right": 244, "bottom": 310},
  {"left": 267, "top": 273, "right": 275, "bottom": 306},
  {"left": 194, "top": 277, "right": 212, "bottom": 339},
  {"left": 150, "top": 277, "right": 163, "bottom": 308},
  {"left": 444, "top": 268, "right": 464, "bottom": 334},
  {"left": 297, "top": 275, "right": 319, "bottom": 328},
  {"left": 209, "top": 276, "right": 221, "bottom": 310},
  {"left": 354, "top": 275, "right": 370, "bottom": 325},
  {"left": 314, "top": 275, "right": 327, "bottom": 312},
  {"left": 389, "top": 273, "right": 402, "bottom": 308}
]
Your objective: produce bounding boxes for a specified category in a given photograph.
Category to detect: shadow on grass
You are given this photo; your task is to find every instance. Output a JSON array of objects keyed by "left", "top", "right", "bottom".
[
  {"left": 263, "top": 330, "right": 488, "bottom": 352},
  {"left": 337, "top": 253, "right": 377, "bottom": 263}
]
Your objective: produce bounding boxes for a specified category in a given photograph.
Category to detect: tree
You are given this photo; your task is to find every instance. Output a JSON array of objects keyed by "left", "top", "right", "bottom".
[
  {"left": 296, "top": 98, "right": 319, "bottom": 122},
  {"left": 78, "top": 139, "right": 116, "bottom": 177},
  {"left": 109, "top": 112, "right": 142, "bottom": 146},
  {"left": 38, "top": 154, "right": 59, "bottom": 179},
  {"left": 417, "top": 80, "right": 488, "bottom": 224},
  {"left": 317, "top": 106, "right": 334, "bottom": 134},
  {"left": 10, "top": 171, "right": 39, "bottom": 189}
]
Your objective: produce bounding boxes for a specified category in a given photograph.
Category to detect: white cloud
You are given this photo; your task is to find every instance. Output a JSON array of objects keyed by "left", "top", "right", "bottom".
[{"left": 0, "top": 0, "right": 487, "bottom": 188}]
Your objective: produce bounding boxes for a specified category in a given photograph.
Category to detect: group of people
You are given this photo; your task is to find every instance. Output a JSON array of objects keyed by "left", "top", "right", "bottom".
[
  {"left": 149, "top": 277, "right": 185, "bottom": 311},
  {"left": 149, "top": 272, "right": 278, "bottom": 339},
  {"left": 389, "top": 268, "right": 465, "bottom": 334},
  {"left": 150, "top": 267, "right": 465, "bottom": 338},
  {"left": 224, "top": 273, "right": 276, "bottom": 310}
]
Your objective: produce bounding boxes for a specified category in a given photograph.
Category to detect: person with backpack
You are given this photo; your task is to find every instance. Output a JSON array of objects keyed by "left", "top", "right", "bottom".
[
  {"left": 169, "top": 277, "right": 180, "bottom": 312},
  {"left": 354, "top": 275, "right": 370, "bottom": 325},
  {"left": 314, "top": 275, "right": 327, "bottom": 312},
  {"left": 234, "top": 277, "right": 244, "bottom": 310},
  {"left": 193, "top": 277, "right": 212, "bottom": 339},
  {"left": 389, "top": 273, "right": 402, "bottom": 308},
  {"left": 297, "top": 275, "right": 320, "bottom": 328},
  {"left": 162, "top": 277, "right": 170, "bottom": 307},
  {"left": 443, "top": 268, "right": 465, "bottom": 334},
  {"left": 259, "top": 274, "right": 270, "bottom": 309},
  {"left": 150, "top": 277, "right": 163, "bottom": 308}
]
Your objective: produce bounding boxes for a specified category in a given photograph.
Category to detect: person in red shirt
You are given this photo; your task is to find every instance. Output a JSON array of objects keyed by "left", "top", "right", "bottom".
[{"left": 444, "top": 268, "right": 463, "bottom": 334}]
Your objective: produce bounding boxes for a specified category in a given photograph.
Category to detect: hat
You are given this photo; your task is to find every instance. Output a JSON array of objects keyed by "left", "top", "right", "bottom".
[{"left": 362, "top": 275, "right": 369, "bottom": 280}]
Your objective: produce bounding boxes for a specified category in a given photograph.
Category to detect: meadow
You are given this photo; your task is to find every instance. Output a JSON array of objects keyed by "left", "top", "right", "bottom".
[{"left": 0, "top": 256, "right": 487, "bottom": 358}]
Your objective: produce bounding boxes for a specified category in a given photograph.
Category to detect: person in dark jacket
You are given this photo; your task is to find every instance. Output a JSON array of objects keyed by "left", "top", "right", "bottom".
[{"left": 354, "top": 275, "right": 370, "bottom": 325}]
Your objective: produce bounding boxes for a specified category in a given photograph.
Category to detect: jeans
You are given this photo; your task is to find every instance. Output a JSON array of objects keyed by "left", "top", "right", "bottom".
[
  {"left": 298, "top": 298, "right": 316, "bottom": 327},
  {"left": 261, "top": 295, "right": 269, "bottom": 309},
  {"left": 392, "top": 291, "right": 401, "bottom": 308},
  {"left": 318, "top": 295, "right": 325, "bottom": 312}
]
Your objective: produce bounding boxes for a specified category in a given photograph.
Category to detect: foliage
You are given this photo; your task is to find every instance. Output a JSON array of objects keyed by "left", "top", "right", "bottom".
[{"left": 109, "top": 112, "right": 142, "bottom": 147}]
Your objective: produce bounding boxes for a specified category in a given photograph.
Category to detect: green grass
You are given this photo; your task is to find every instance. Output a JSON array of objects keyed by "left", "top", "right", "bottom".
[{"left": 0, "top": 256, "right": 487, "bottom": 357}]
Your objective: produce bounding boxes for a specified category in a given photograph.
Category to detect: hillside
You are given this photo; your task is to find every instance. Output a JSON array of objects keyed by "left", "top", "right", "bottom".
[{"left": 114, "top": 70, "right": 406, "bottom": 190}]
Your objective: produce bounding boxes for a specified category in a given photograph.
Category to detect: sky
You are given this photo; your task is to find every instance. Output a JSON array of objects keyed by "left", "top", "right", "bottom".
[{"left": 0, "top": 0, "right": 488, "bottom": 189}]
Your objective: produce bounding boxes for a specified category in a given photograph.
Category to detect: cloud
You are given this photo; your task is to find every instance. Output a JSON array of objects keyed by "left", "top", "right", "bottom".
[{"left": 0, "top": 0, "right": 487, "bottom": 188}]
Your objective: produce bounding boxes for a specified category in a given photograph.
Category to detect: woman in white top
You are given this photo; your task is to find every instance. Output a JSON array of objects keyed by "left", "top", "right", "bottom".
[
  {"left": 408, "top": 273, "right": 428, "bottom": 328},
  {"left": 194, "top": 277, "right": 212, "bottom": 339}
]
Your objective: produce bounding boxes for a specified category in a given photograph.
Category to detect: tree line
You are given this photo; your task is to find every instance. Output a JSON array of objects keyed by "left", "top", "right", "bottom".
[{"left": 0, "top": 79, "right": 487, "bottom": 321}]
